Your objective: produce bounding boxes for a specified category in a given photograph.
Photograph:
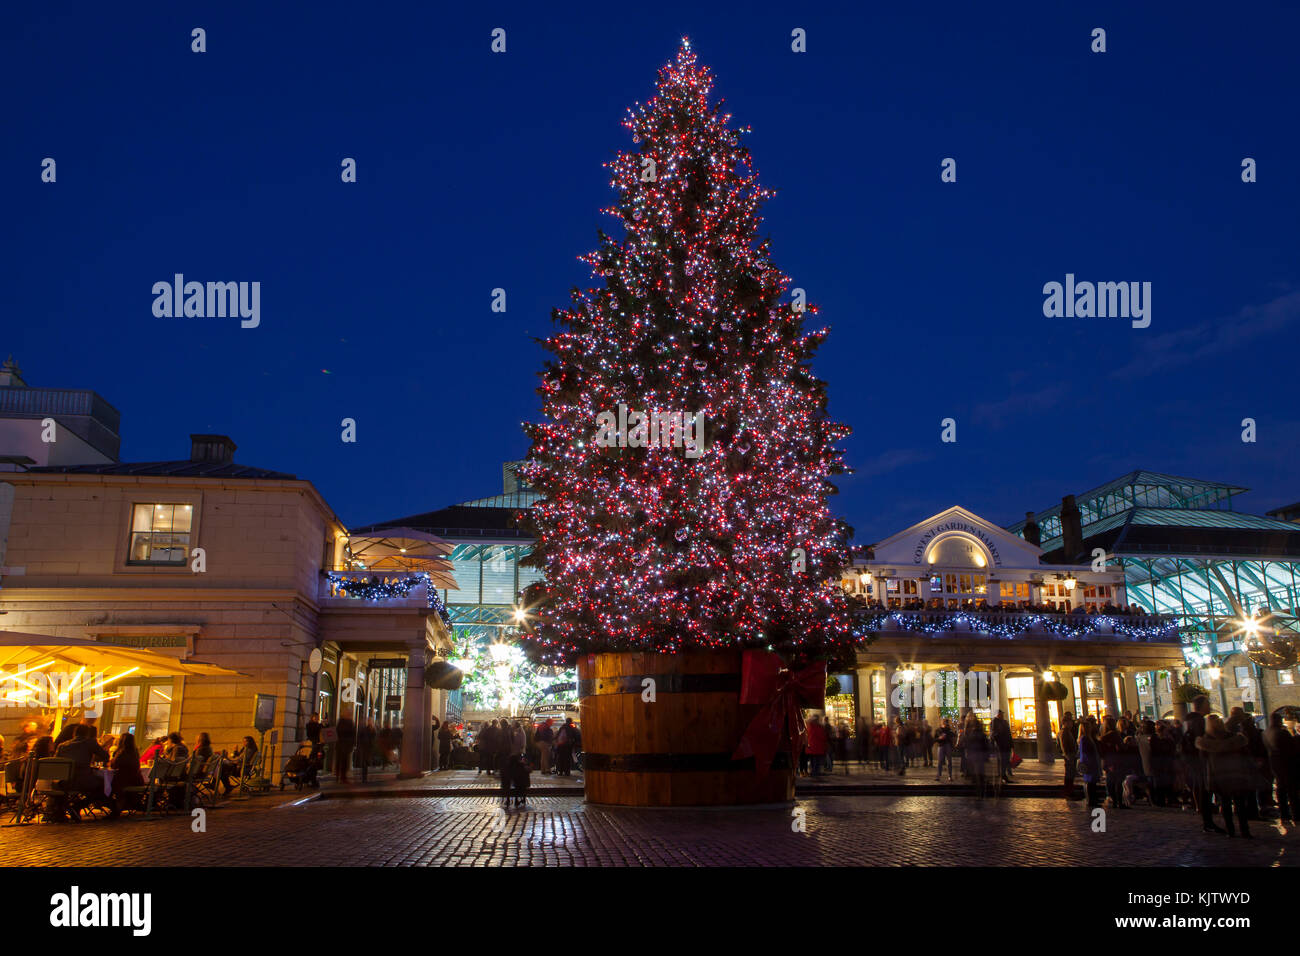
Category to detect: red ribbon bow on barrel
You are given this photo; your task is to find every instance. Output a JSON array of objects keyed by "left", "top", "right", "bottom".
[{"left": 732, "top": 650, "right": 827, "bottom": 777}]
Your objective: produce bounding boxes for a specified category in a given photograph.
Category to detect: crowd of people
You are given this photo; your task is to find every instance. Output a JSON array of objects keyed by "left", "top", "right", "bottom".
[
  {"left": 820, "top": 712, "right": 1018, "bottom": 795},
  {"left": 828, "top": 701, "right": 1300, "bottom": 833},
  {"left": 1060, "top": 698, "right": 1299, "bottom": 838},
  {"left": 442, "top": 716, "right": 582, "bottom": 777}
]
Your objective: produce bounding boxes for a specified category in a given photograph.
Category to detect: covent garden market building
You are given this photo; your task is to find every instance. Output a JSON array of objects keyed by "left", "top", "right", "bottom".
[{"left": 840, "top": 472, "right": 1300, "bottom": 759}]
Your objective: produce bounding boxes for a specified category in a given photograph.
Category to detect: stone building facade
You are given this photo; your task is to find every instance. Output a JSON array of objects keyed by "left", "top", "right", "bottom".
[{"left": 0, "top": 434, "right": 453, "bottom": 782}]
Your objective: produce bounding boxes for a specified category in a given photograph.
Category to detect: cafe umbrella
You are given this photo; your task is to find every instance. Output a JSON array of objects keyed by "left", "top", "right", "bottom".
[{"left": 0, "top": 631, "right": 247, "bottom": 735}]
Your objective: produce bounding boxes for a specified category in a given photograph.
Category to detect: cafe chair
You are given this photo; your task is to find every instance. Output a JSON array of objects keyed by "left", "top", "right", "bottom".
[
  {"left": 32, "top": 757, "right": 78, "bottom": 823},
  {"left": 121, "top": 757, "right": 174, "bottom": 820},
  {"left": 185, "top": 753, "right": 223, "bottom": 809}
]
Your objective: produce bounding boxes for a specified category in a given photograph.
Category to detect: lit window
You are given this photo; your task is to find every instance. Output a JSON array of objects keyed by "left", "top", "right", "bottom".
[
  {"left": 129, "top": 503, "right": 193, "bottom": 565},
  {"left": 1279, "top": 670, "right": 1296, "bottom": 686}
]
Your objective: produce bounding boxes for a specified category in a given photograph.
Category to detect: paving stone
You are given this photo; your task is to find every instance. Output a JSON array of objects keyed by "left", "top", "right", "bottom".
[{"left": 1, "top": 793, "right": 1294, "bottom": 867}]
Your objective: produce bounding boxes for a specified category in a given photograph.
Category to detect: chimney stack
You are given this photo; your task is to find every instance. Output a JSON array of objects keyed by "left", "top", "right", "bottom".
[
  {"left": 190, "top": 434, "right": 237, "bottom": 464},
  {"left": 1060, "top": 494, "right": 1083, "bottom": 562},
  {"left": 1022, "top": 511, "right": 1041, "bottom": 547}
]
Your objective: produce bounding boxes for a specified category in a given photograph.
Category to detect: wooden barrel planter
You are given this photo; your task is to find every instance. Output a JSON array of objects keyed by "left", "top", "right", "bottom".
[{"left": 578, "top": 650, "right": 795, "bottom": 807}]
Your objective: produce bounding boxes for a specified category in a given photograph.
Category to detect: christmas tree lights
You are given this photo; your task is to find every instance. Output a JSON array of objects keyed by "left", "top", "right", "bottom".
[{"left": 520, "top": 39, "right": 853, "bottom": 664}]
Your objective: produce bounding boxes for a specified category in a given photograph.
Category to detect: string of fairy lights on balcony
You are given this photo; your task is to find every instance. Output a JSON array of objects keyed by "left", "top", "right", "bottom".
[
  {"left": 325, "top": 571, "right": 451, "bottom": 626},
  {"left": 852, "top": 611, "right": 1179, "bottom": 643}
]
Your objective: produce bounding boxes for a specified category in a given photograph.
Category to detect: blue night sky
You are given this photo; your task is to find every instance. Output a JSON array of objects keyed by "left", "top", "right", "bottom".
[{"left": 6, "top": 2, "right": 1298, "bottom": 542}]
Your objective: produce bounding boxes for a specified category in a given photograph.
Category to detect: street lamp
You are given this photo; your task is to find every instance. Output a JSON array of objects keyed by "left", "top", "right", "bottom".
[{"left": 1062, "top": 575, "right": 1077, "bottom": 592}]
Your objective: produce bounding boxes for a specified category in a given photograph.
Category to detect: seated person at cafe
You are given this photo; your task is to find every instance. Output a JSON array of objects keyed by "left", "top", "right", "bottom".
[
  {"left": 51, "top": 725, "right": 111, "bottom": 820},
  {"left": 139, "top": 735, "right": 167, "bottom": 766},
  {"left": 109, "top": 733, "right": 145, "bottom": 800},
  {"left": 220, "top": 736, "right": 258, "bottom": 794},
  {"left": 163, "top": 732, "right": 189, "bottom": 762},
  {"left": 192, "top": 732, "right": 214, "bottom": 762}
]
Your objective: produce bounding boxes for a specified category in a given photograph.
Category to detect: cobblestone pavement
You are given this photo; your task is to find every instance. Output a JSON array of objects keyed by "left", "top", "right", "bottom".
[{"left": 1, "top": 793, "right": 1295, "bottom": 867}]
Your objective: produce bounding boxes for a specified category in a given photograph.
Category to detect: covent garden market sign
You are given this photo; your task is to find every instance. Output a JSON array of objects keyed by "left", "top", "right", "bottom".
[{"left": 911, "top": 520, "right": 1004, "bottom": 567}]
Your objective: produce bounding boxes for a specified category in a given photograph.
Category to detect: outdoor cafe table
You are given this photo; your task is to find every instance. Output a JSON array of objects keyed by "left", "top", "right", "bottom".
[{"left": 90, "top": 768, "right": 114, "bottom": 798}]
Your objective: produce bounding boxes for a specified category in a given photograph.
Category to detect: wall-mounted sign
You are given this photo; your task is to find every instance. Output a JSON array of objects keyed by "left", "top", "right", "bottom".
[
  {"left": 385, "top": 694, "right": 402, "bottom": 711},
  {"left": 96, "top": 634, "right": 188, "bottom": 648},
  {"left": 911, "top": 521, "right": 1002, "bottom": 567},
  {"left": 308, "top": 648, "right": 323, "bottom": 674}
]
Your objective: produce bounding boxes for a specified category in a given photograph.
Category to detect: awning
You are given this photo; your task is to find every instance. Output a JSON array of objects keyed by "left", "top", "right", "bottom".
[
  {"left": 345, "top": 527, "right": 457, "bottom": 587},
  {"left": 0, "top": 631, "right": 248, "bottom": 680}
]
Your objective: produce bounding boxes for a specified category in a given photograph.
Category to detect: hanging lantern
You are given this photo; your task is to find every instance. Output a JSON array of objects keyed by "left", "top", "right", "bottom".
[
  {"left": 1042, "top": 681, "right": 1069, "bottom": 702},
  {"left": 1244, "top": 626, "right": 1299, "bottom": 670}
]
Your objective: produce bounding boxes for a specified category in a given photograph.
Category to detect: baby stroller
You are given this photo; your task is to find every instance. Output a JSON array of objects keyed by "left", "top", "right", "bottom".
[
  {"left": 500, "top": 754, "right": 530, "bottom": 807},
  {"left": 280, "top": 744, "right": 322, "bottom": 791}
]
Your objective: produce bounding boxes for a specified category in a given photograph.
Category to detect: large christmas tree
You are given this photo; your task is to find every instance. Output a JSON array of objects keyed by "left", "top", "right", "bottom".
[{"left": 520, "top": 39, "right": 852, "bottom": 664}]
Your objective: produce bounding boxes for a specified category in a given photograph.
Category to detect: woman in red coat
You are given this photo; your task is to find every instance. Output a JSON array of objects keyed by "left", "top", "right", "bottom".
[{"left": 806, "top": 716, "right": 827, "bottom": 777}]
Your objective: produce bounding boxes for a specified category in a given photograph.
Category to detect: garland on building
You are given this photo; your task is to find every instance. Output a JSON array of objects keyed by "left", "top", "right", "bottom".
[
  {"left": 519, "top": 39, "right": 853, "bottom": 664},
  {"left": 326, "top": 571, "right": 452, "bottom": 627},
  {"left": 853, "top": 611, "right": 1179, "bottom": 643}
]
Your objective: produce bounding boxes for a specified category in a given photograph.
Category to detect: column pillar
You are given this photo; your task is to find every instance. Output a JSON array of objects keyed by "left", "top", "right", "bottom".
[
  {"left": 1033, "top": 673, "right": 1055, "bottom": 764},
  {"left": 923, "top": 666, "right": 941, "bottom": 729},
  {"left": 1121, "top": 671, "right": 1141, "bottom": 718},
  {"left": 994, "top": 667, "right": 1009, "bottom": 718},
  {"left": 400, "top": 647, "right": 433, "bottom": 779},
  {"left": 883, "top": 661, "right": 898, "bottom": 721},
  {"left": 857, "top": 665, "right": 874, "bottom": 727},
  {"left": 956, "top": 661, "right": 974, "bottom": 716},
  {"left": 1101, "top": 663, "right": 1120, "bottom": 719}
]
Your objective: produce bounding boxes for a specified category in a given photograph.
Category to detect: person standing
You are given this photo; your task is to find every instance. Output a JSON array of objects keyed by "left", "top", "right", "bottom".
[
  {"left": 963, "top": 714, "right": 990, "bottom": 800},
  {"left": 305, "top": 711, "right": 322, "bottom": 757},
  {"left": 437, "top": 719, "right": 454, "bottom": 771},
  {"left": 891, "top": 716, "right": 907, "bottom": 776},
  {"left": 1197, "top": 715, "right": 1254, "bottom": 838},
  {"left": 1077, "top": 717, "right": 1103, "bottom": 809},
  {"left": 1183, "top": 696, "right": 1223, "bottom": 833},
  {"left": 934, "top": 718, "right": 955, "bottom": 781},
  {"left": 356, "top": 719, "right": 376, "bottom": 783},
  {"left": 1059, "top": 712, "right": 1079, "bottom": 800},
  {"left": 536, "top": 718, "right": 555, "bottom": 775},
  {"left": 335, "top": 713, "right": 356, "bottom": 784},
  {"left": 476, "top": 721, "right": 497, "bottom": 775},
  {"left": 1097, "top": 715, "right": 1125, "bottom": 808},
  {"left": 991, "top": 710, "right": 1014, "bottom": 783},
  {"left": 1263, "top": 712, "right": 1298, "bottom": 823},
  {"left": 920, "top": 719, "right": 934, "bottom": 768},
  {"left": 555, "top": 717, "right": 578, "bottom": 776},
  {"left": 508, "top": 721, "right": 526, "bottom": 760},
  {"left": 806, "top": 715, "right": 827, "bottom": 777}
]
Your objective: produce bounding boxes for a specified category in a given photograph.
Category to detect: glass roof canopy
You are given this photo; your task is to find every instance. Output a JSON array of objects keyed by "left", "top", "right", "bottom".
[
  {"left": 1010, "top": 472, "right": 1300, "bottom": 666},
  {"left": 1007, "top": 470, "right": 1246, "bottom": 545}
]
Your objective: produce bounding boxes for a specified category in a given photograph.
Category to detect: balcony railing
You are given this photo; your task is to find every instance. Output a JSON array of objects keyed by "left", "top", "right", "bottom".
[
  {"left": 321, "top": 571, "right": 451, "bottom": 625},
  {"left": 857, "top": 608, "right": 1180, "bottom": 643}
]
